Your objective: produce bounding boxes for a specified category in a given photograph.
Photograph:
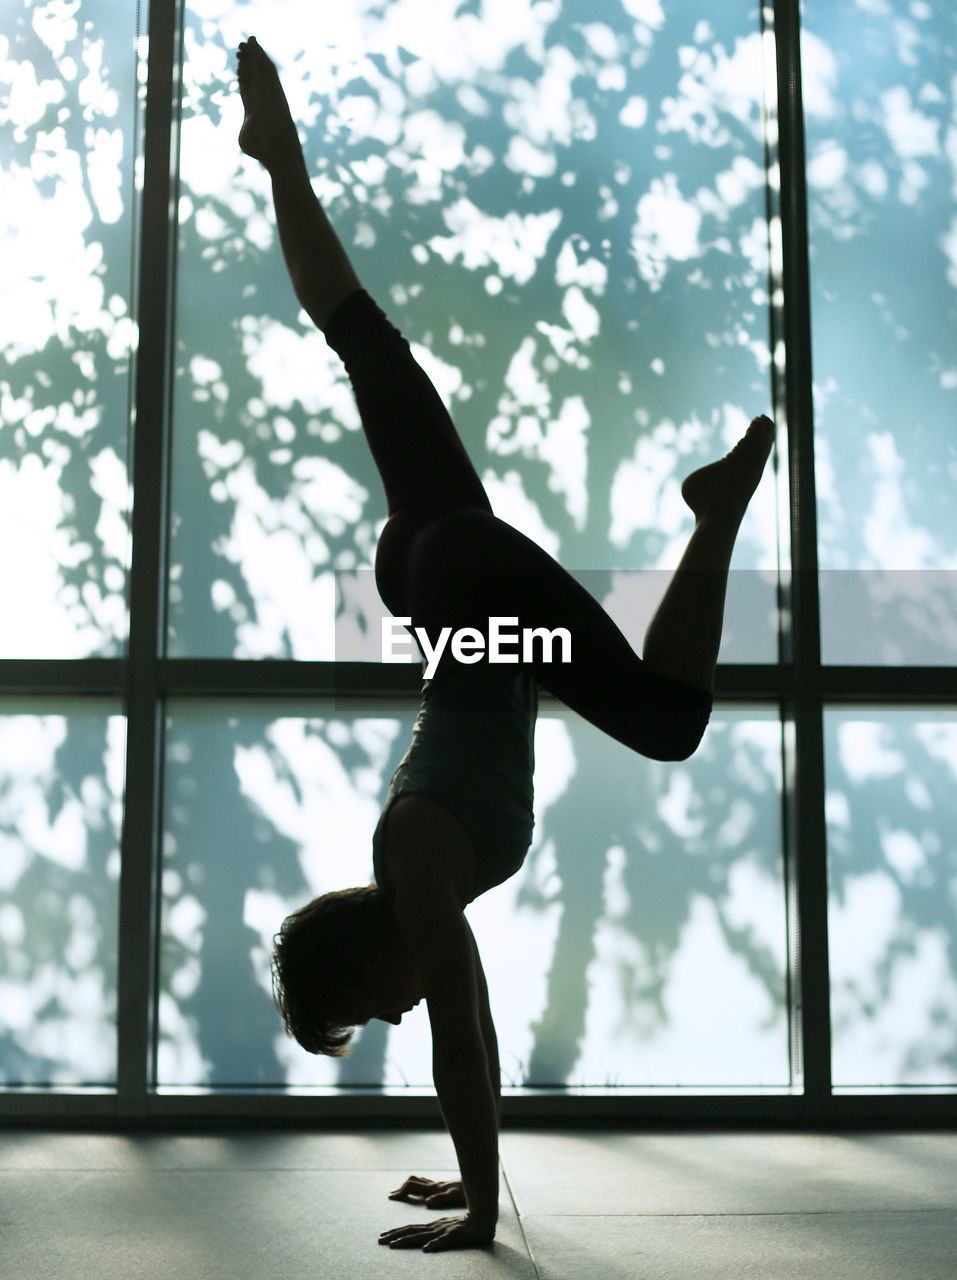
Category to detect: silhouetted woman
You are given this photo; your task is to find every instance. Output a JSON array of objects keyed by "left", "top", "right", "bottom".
[{"left": 237, "top": 36, "right": 775, "bottom": 1254}]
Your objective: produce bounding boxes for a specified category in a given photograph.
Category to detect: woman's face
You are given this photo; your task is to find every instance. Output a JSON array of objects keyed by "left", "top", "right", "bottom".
[{"left": 358, "top": 922, "right": 424, "bottom": 1025}]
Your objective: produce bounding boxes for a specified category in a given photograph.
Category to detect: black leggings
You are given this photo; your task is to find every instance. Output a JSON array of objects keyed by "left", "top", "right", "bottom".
[{"left": 324, "top": 289, "right": 713, "bottom": 762}]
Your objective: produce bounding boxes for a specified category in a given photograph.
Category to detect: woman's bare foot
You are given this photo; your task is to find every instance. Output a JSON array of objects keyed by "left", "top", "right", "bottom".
[
  {"left": 236, "top": 36, "right": 301, "bottom": 171},
  {"left": 680, "top": 415, "right": 775, "bottom": 520}
]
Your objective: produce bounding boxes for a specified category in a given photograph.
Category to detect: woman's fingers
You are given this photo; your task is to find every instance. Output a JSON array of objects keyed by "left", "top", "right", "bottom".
[
  {"left": 382, "top": 1231, "right": 434, "bottom": 1249},
  {"left": 428, "top": 1184, "right": 467, "bottom": 1207},
  {"left": 389, "top": 1174, "right": 466, "bottom": 1209},
  {"left": 390, "top": 1173, "right": 463, "bottom": 1201},
  {"left": 389, "top": 1173, "right": 436, "bottom": 1200},
  {"left": 379, "top": 1217, "right": 458, "bottom": 1248}
]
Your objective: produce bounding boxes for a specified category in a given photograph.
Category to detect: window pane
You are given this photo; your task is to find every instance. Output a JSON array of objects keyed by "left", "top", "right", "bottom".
[
  {"left": 160, "top": 700, "right": 788, "bottom": 1089},
  {"left": 0, "top": 702, "right": 126, "bottom": 1088},
  {"left": 168, "top": 0, "right": 778, "bottom": 662},
  {"left": 160, "top": 699, "right": 411, "bottom": 1087},
  {"left": 825, "top": 707, "right": 957, "bottom": 1089},
  {"left": 0, "top": 1, "right": 140, "bottom": 657},
  {"left": 803, "top": 1, "right": 957, "bottom": 665}
]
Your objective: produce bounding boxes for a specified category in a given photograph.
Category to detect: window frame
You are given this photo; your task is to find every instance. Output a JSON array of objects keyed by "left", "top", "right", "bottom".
[{"left": 2, "top": 0, "right": 956, "bottom": 1127}]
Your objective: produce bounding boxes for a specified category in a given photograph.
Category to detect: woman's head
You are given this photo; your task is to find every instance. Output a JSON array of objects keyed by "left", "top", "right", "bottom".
[{"left": 270, "top": 882, "right": 422, "bottom": 1056}]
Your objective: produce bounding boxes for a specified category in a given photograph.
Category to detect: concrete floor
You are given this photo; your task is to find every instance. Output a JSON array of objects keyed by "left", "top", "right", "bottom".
[{"left": 2, "top": 1128, "right": 955, "bottom": 1279}]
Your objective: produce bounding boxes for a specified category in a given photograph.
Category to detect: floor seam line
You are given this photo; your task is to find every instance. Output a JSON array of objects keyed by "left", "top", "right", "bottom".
[
  {"left": 501, "top": 1159, "right": 541, "bottom": 1277},
  {"left": 517, "top": 1208, "right": 956, "bottom": 1219}
]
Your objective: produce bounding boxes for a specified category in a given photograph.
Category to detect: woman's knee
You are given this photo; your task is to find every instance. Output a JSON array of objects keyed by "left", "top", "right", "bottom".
[{"left": 652, "top": 697, "right": 713, "bottom": 762}]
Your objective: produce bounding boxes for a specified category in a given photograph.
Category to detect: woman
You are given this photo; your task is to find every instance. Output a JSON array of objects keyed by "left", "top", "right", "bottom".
[{"left": 237, "top": 36, "right": 775, "bottom": 1252}]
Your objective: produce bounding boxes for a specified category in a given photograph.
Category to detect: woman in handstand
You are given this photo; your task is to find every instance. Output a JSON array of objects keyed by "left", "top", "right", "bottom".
[{"left": 241, "top": 35, "right": 775, "bottom": 1254}]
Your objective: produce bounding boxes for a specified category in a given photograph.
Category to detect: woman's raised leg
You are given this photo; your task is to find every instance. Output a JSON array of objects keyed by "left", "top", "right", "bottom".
[
  {"left": 237, "top": 36, "right": 361, "bottom": 330},
  {"left": 236, "top": 34, "right": 492, "bottom": 621}
]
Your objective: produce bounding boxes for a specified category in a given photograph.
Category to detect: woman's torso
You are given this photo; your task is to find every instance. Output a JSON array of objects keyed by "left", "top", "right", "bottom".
[{"left": 373, "top": 656, "right": 538, "bottom": 905}]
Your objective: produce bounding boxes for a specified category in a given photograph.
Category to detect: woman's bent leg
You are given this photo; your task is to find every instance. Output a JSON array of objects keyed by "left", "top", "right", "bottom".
[
  {"left": 640, "top": 506, "right": 743, "bottom": 696},
  {"left": 401, "top": 508, "right": 715, "bottom": 762}
]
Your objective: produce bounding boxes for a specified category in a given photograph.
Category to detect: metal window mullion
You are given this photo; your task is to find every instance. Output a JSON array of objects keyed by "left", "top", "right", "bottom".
[
  {"left": 116, "top": 0, "right": 183, "bottom": 1116},
  {"left": 3, "top": 659, "right": 955, "bottom": 702},
  {"left": 0, "top": 661, "right": 125, "bottom": 696},
  {"left": 2, "top": 1090, "right": 955, "bottom": 1126},
  {"left": 773, "top": 0, "right": 832, "bottom": 1104},
  {"left": 152, "top": 660, "right": 793, "bottom": 699}
]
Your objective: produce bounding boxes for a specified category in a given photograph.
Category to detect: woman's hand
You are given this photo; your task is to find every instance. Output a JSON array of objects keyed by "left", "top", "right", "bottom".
[
  {"left": 388, "top": 1174, "right": 467, "bottom": 1209},
  {"left": 378, "top": 1213, "right": 495, "bottom": 1252}
]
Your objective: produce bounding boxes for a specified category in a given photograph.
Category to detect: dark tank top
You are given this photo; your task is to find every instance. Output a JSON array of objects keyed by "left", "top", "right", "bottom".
[{"left": 372, "top": 655, "right": 538, "bottom": 904}]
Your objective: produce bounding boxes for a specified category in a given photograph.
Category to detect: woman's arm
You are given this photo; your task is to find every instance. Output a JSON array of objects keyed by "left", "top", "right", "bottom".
[
  {"left": 419, "top": 909, "right": 499, "bottom": 1229},
  {"left": 469, "top": 923, "right": 502, "bottom": 1128},
  {"left": 431, "top": 1044, "right": 500, "bottom": 1232},
  {"left": 390, "top": 931, "right": 500, "bottom": 1215},
  {"left": 391, "top": 862, "right": 501, "bottom": 1231}
]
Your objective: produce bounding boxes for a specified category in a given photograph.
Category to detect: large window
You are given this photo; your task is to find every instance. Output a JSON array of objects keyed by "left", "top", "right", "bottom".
[
  {"left": 803, "top": 0, "right": 957, "bottom": 668},
  {"left": 168, "top": 0, "right": 778, "bottom": 662},
  {"left": 157, "top": 701, "right": 786, "bottom": 1090},
  {"left": 824, "top": 709, "right": 957, "bottom": 1089},
  {"left": 1, "top": 0, "right": 138, "bottom": 659},
  {"left": 1, "top": 0, "right": 954, "bottom": 1117},
  {"left": 802, "top": 0, "right": 957, "bottom": 1095}
]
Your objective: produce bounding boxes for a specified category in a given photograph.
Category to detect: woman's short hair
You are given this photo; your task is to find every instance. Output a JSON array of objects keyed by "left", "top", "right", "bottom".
[{"left": 271, "top": 882, "right": 391, "bottom": 1056}]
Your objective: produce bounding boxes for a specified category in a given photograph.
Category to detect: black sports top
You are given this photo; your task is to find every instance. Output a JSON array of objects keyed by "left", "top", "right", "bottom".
[{"left": 372, "top": 655, "right": 538, "bottom": 904}]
